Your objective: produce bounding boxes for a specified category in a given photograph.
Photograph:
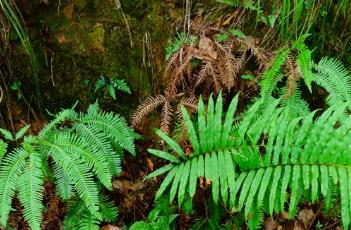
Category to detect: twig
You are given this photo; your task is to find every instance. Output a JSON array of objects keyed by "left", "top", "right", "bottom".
[
  {"left": 50, "top": 57, "right": 55, "bottom": 87},
  {"left": 183, "top": 0, "right": 191, "bottom": 32},
  {"left": 307, "top": 205, "right": 323, "bottom": 229},
  {"left": 320, "top": 220, "right": 341, "bottom": 230},
  {"left": 114, "top": 0, "right": 133, "bottom": 48},
  {"left": 0, "top": 85, "right": 3, "bottom": 103}
]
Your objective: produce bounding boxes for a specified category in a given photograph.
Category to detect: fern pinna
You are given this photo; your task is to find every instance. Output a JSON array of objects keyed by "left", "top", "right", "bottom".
[
  {"left": 146, "top": 93, "right": 351, "bottom": 229},
  {"left": 0, "top": 102, "right": 135, "bottom": 230}
]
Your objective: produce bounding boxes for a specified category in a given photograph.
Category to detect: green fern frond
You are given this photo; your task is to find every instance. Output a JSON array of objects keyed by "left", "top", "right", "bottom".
[
  {"left": 246, "top": 203, "right": 263, "bottom": 230},
  {"left": 99, "top": 194, "right": 118, "bottom": 222},
  {"left": 0, "top": 148, "right": 28, "bottom": 227},
  {"left": 95, "top": 76, "right": 106, "bottom": 93},
  {"left": 0, "top": 128, "right": 13, "bottom": 141},
  {"left": 314, "top": 57, "right": 351, "bottom": 105},
  {"left": 74, "top": 123, "right": 121, "bottom": 176},
  {"left": 165, "top": 32, "right": 198, "bottom": 60},
  {"left": 53, "top": 163, "right": 73, "bottom": 200},
  {"left": 18, "top": 151, "right": 44, "bottom": 230},
  {"left": 15, "top": 124, "right": 30, "bottom": 140},
  {"left": 64, "top": 194, "right": 118, "bottom": 230},
  {"left": 45, "top": 136, "right": 101, "bottom": 219},
  {"left": 260, "top": 47, "right": 290, "bottom": 99},
  {"left": 52, "top": 132, "right": 113, "bottom": 190},
  {"left": 147, "top": 94, "right": 241, "bottom": 204},
  {"left": 279, "top": 87, "right": 310, "bottom": 119},
  {"left": 39, "top": 108, "right": 77, "bottom": 138},
  {"left": 111, "top": 78, "right": 131, "bottom": 94},
  {"left": 129, "top": 194, "right": 177, "bottom": 230},
  {"left": 79, "top": 110, "right": 136, "bottom": 156},
  {"left": 296, "top": 48, "right": 313, "bottom": 92},
  {"left": 0, "top": 141, "right": 7, "bottom": 161}
]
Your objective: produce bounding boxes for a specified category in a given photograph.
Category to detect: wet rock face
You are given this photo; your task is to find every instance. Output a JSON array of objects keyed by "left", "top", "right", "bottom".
[{"left": 15, "top": 0, "right": 185, "bottom": 115}]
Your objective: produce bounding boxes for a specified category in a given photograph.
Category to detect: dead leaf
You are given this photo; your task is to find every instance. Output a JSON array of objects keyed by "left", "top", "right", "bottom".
[
  {"left": 298, "top": 208, "right": 314, "bottom": 228},
  {"left": 185, "top": 148, "right": 192, "bottom": 157},
  {"left": 101, "top": 225, "right": 121, "bottom": 230},
  {"left": 223, "top": 9, "right": 241, "bottom": 26},
  {"left": 113, "top": 178, "right": 133, "bottom": 193},
  {"left": 56, "top": 34, "right": 68, "bottom": 44},
  {"left": 199, "top": 36, "right": 217, "bottom": 60},
  {"left": 145, "top": 157, "right": 154, "bottom": 171},
  {"left": 264, "top": 218, "right": 279, "bottom": 230},
  {"left": 199, "top": 176, "right": 212, "bottom": 189},
  {"left": 130, "top": 180, "right": 146, "bottom": 191},
  {"left": 63, "top": 3, "right": 74, "bottom": 19},
  {"left": 292, "top": 221, "right": 305, "bottom": 230},
  {"left": 281, "top": 211, "right": 289, "bottom": 220}
]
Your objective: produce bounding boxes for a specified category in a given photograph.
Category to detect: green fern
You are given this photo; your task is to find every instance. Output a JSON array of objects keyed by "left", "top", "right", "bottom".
[
  {"left": 260, "top": 47, "right": 290, "bottom": 100},
  {"left": 0, "top": 102, "right": 135, "bottom": 230},
  {"left": 129, "top": 195, "right": 178, "bottom": 230},
  {"left": 259, "top": 36, "right": 350, "bottom": 118},
  {"left": 313, "top": 57, "right": 351, "bottom": 105},
  {"left": 63, "top": 193, "right": 118, "bottom": 230},
  {"left": 146, "top": 93, "right": 351, "bottom": 229},
  {"left": 189, "top": 199, "right": 225, "bottom": 230},
  {"left": 95, "top": 76, "right": 131, "bottom": 100},
  {"left": 293, "top": 35, "right": 314, "bottom": 92},
  {"left": 278, "top": 86, "right": 310, "bottom": 119},
  {"left": 0, "top": 141, "right": 7, "bottom": 161}
]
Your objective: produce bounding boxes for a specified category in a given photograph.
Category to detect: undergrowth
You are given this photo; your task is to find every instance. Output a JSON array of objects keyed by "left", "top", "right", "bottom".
[{"left": 0, "top": 102, "right": 136, "bottom": 230}]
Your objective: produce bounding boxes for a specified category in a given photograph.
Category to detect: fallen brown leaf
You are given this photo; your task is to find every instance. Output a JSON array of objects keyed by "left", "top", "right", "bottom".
[
  {"left": 298, "top": 208, "right": 314, "bottom": 228},
  {"left": 145, "top": 157, "right": 154, "bottom": 171},
  {"left": 293, "top": 220, "right": 305, "bottom": 230},
  {"left": 101, "top": 225, "right": 121, "bottom": 230},
  {"left": 63, "top": 3, "right": 74, "bottom": 19},
  {"left": 264, "top": 218, "right": 279, "bottom": 230}
]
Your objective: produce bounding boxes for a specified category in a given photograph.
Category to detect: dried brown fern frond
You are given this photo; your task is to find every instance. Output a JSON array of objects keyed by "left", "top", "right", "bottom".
[
  {"left": 223, "top": 55, "right": 237, "bottom": 90},
  {"left": 234, "top": 51, "right": 247, "bottom": 73},
  {"left": 238, "top": 36, "right": 268, "bottom": 69},
  {"left": 284, "top": 55, "right": 302, "bottom": 98},
  {"left": 173, "top": 46, "right": 195, "bottom": 84},
  {"left": 210, "top": 71, "right": 223, "bottom": 93},
  {"left": 195, "top": 62, "right": 212, "bottom": 87},
  {"left": 131, "top": 95, "right": 166, "bottom": 128},
  {"left": 176, "top": 96, "right": 198, "bottom": 119},
  {"left": 160, "top": 101, "right": 173, "bottom": 135},
  {"left": 165, "top": 44, "right": 197, "bottom": 95}
]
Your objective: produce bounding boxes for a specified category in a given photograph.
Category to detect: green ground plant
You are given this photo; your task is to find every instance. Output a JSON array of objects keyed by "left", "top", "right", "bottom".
[
  {"left": 95, "top": 76, "right": 131, "bottom": 100},
  {"left": 146, "top": 92, "right": 351, "bottom": 229},
  {"left": 0, "top": 0, "right": 37, "bottom": 71},
  {"left": 217, "top": 0, "right": 351, "bottom": 42},
  {"left": 129, "top": 195, "right": 178, "bottom": 230},
  {"left": 0, "top": 102, "right": 136, "bottom": 230},
  {"left": 144, "top": 47, "right": 351, "bottom": 229}
]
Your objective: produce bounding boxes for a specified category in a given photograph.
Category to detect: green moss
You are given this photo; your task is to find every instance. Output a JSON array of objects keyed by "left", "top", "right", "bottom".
[
  {"left": 74, "top": 0, "right": 87, "bottom": 11},
  {"left": 17, "top": 0, "right": 179, "bottom": 115}
]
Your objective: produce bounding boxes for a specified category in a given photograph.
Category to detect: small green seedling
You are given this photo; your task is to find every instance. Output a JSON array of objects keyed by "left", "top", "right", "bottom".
[{"left": 95, "top": 75, "right": 131, "bottom": 100}]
